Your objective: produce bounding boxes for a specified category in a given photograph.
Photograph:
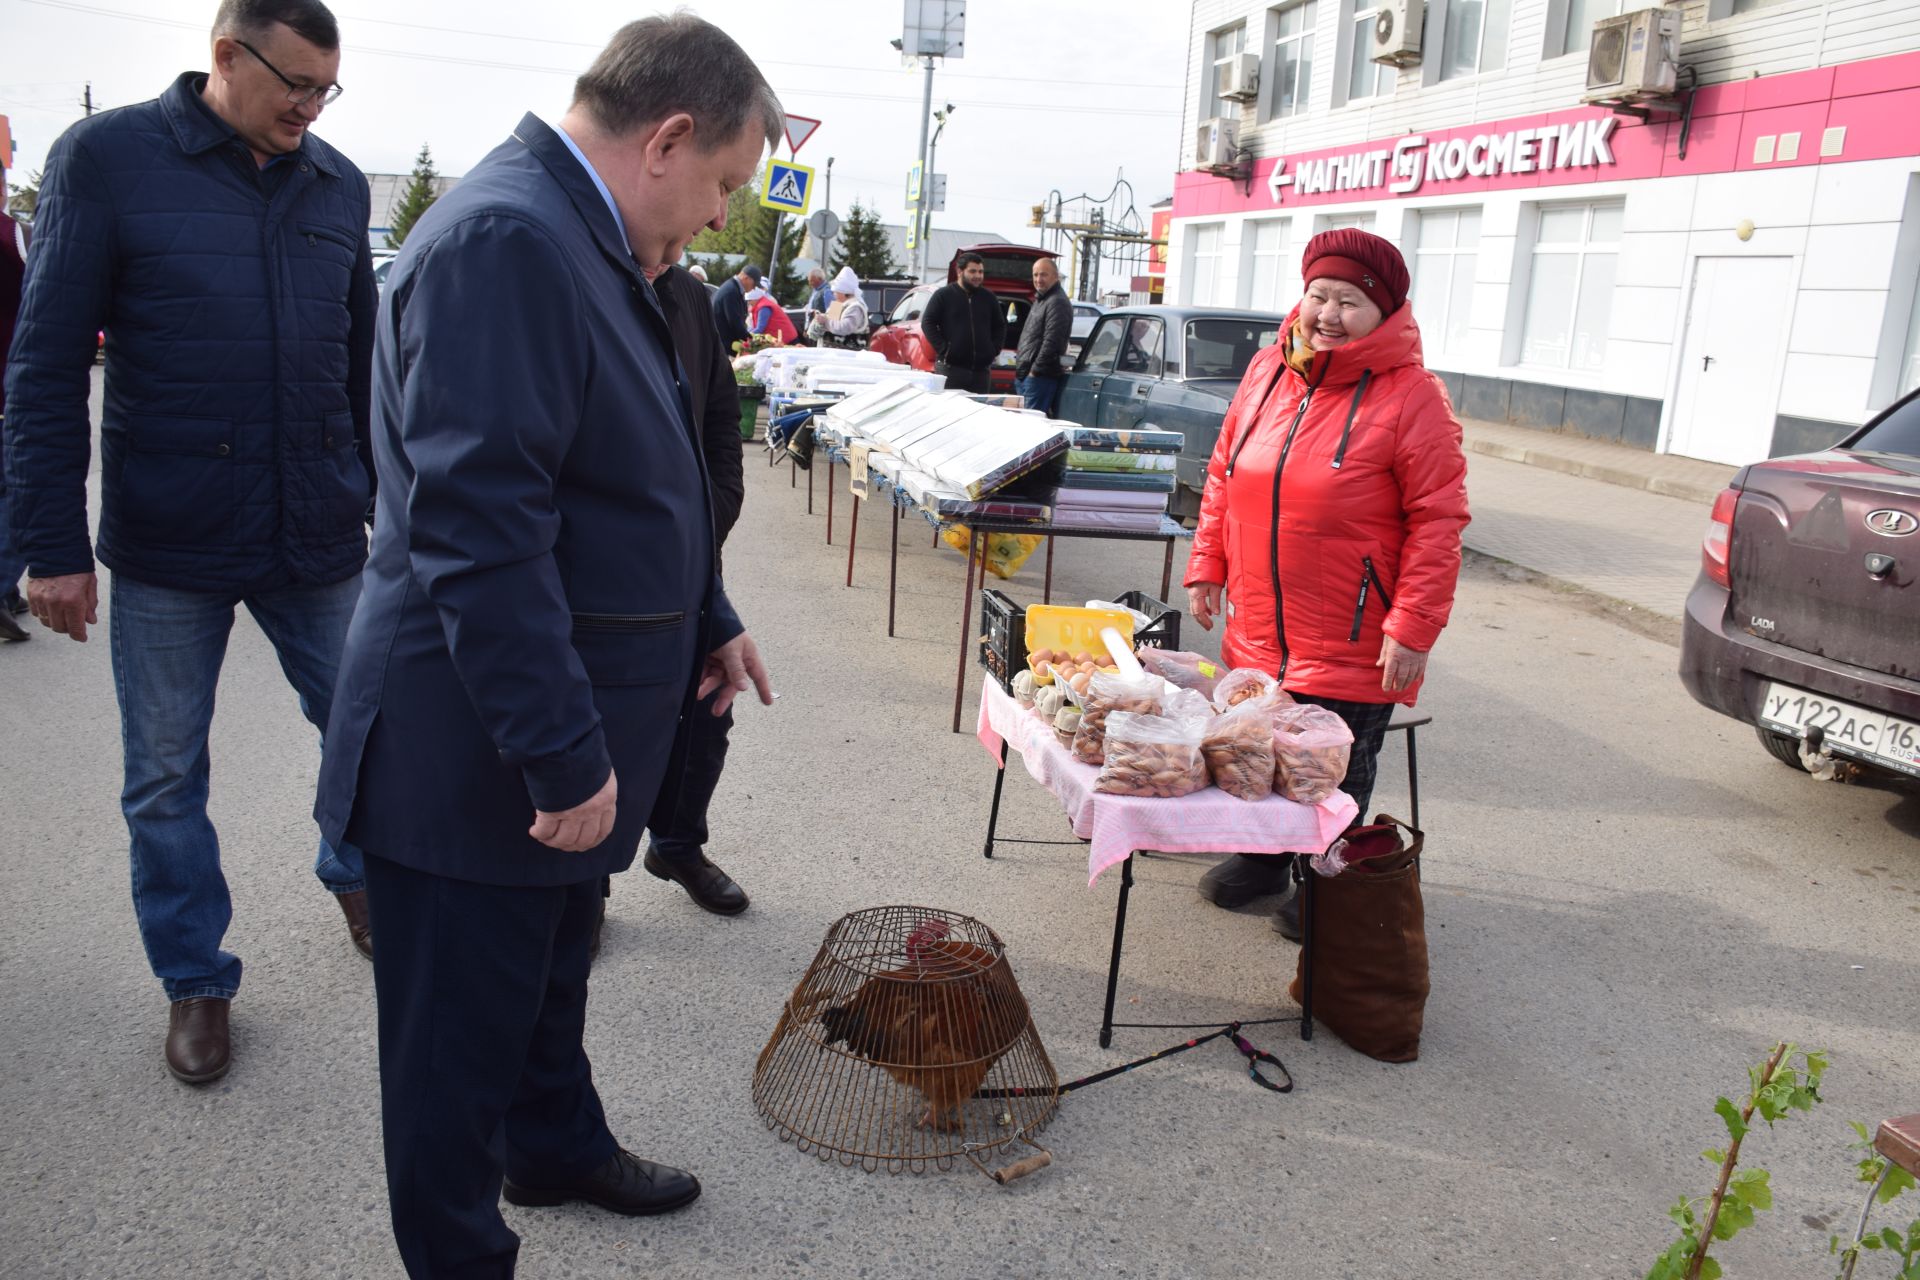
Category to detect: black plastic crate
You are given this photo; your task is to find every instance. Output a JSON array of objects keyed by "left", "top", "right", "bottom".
[
  {"left": 1115, "top": 590, "right": 1182, "bottom": 652},
  {"left": 978, "top": 589, "right": 1025, "bottom": 692},
  {"left": 977, "top": 589, "right": 1184, "bottom": 692}
]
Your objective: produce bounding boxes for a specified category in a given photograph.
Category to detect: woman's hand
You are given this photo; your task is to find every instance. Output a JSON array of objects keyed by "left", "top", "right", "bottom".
[
  {"left": 1187, "top": 582, "right": 1224, "bottom": 632},
  {"left": 1377, "top": 635, "right": 1428, "bottom": 693}
]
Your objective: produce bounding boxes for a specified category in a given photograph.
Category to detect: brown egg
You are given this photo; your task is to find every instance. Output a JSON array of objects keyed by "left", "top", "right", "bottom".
[
  {"left": 1069, "top": 672, "right": 1091, "bottom": 694},
  {"left": 1072, "top": 651, "right": 1094, "bottom": 666}
]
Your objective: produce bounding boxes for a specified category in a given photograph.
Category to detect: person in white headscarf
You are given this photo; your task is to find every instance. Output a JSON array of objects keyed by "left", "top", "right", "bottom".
[{"left": 808, "top": 265, "right": 870, "bottom": 346}]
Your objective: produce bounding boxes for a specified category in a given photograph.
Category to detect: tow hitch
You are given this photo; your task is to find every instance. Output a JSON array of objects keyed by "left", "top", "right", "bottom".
[{"left": 1797, "top": 725, "right": 1864, "bottom": 783}]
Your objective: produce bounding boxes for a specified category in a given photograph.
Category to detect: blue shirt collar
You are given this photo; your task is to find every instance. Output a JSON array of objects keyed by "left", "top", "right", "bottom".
[{"left": 551, "top": 121, "right": 632, "bottom": 259}]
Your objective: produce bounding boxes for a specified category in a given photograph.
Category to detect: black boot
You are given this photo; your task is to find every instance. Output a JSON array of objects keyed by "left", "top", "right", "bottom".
[{"left": 1196, "top": 853, "right": 1294, "bottom": 908}]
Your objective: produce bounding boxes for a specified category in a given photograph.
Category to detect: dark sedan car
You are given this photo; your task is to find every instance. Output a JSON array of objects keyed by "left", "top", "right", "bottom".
[
  {"left": 1680, "top": 387, "right": 1920, "bottom": 782},
  {"left": 1057, "top": 306, "right": 1287, "bottom": 520}
]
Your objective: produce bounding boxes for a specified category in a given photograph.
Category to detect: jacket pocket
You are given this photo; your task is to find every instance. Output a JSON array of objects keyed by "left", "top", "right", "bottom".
[
  {"left": 569, "top": 612, "right": 691, "bottom": 687},
  {"left": 297, "top": 410, "right": 370, "bottom": 540},
  {"left": 1347, "top": 554, "right": 1394, "bottom": 643},
  {"left": 116, "top": 415, "right": 235, "bottom": 546}
]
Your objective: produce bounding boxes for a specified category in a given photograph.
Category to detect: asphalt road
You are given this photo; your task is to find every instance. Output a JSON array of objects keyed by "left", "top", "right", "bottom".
[{"left": 1, "top": 395, "right": 1915, "bottom": 1278}]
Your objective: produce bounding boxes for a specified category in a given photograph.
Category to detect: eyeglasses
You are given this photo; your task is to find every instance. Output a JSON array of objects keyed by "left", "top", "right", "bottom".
[{"left": 235, "top": 39, "right": 344, "bottom": 107}]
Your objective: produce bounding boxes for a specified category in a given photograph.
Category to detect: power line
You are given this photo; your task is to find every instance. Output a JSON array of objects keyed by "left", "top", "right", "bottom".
[{"left": 18, "top": 0, "right": 1184, "bottom": 110}]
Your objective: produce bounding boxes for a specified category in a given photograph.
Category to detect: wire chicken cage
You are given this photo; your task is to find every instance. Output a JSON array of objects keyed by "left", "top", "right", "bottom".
[{"left": 753, "top": 906, "right": 1059, "bottom": 1182}]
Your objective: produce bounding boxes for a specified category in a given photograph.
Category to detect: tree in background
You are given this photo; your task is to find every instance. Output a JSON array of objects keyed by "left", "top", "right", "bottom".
[
  {"left": 829, "top": 202, "right": 900, "bottom": 280},
  {"left": 386, "top": 144, "right": 441, "bottom": 247},
  {"left": 688, "top": 179, "right": 802, "bottom": 302},
  {"left": 5, "top": 169, "right": 42, "bottom": 221}
]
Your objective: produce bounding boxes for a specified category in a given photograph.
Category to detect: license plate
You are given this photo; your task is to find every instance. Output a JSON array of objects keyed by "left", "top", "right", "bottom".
[{"left": 1759, "top": 683, "right": 1920, "bottom": 778}]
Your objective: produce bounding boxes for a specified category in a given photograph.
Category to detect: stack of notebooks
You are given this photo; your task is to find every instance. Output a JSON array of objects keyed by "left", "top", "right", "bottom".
[{"left": 1051, "top": 427, "right": 1184, "bottom": 531}]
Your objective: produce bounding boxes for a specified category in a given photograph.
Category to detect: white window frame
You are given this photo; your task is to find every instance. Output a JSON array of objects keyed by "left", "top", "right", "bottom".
[
  {"left": 1901, "top": 286, "right": 1920, "bottom": 398},
  {"left": 1185, "top": 221, "right": 1226, "bottom": 306},
  {"left": 1342, "top": 0, "right": 1396, "bottom": 104},
  {"left": 1205, "top": 24, "right": 1249, "bottom": 119},
  {"left": 1410, "top": 206, "right": 1482, "bottom": 360},
  {"left": 1244, "top": 218, "right": 1295, "bottom": 311},
  {"left": 1546, "top": 0, "right": 1626, "bottom": 58},
  {"left": 1262, "top": 1, "right": 1318, "bottom": 123},
  {"left": 1436, "top": 0, "right": 1512, "bottom": 81},
  {"left": 1516, "top": 200, "right": 1622, "bottom": 373},
  {"left": 1315, "top": 211, "right": 1377, "bottom": 234}
]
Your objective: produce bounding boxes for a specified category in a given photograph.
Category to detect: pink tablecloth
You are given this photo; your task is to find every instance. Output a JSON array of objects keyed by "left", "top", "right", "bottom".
[{"left": 976, "top": 679, "right": 1357, "bottom": 885}]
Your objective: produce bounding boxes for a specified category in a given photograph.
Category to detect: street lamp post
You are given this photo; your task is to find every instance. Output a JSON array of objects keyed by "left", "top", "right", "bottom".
[{"left": 923, "top": 104, "right": 953, "bottom": 274}]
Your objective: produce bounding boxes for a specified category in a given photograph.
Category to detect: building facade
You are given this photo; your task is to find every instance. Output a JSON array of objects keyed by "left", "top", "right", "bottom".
[{"left": 1168, "top": 0, "right": 1920, "bottom": 463}]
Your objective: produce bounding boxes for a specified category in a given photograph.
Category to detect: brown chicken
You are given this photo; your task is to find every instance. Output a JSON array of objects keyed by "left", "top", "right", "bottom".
[{"left": 818, "top": 920, "right": 1030, "bottom": 1132}]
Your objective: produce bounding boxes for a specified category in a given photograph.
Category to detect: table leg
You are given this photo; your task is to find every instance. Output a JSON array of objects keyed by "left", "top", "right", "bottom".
[
  {"left": 791, "top": 458, "right": 797, "bottom": 489},
  {"left": 1161, "top": 538, "right": 1175, "bottom": 602},
  {"left": 804, "top": 458, "right": 811, "bottom": 510},
  {"left": 950, "top": 528, "right": 981, "bottom": 734},
  {"left": 1043, "top": 537, "right": 1055, "bottom": 606},
  {"left": 887, "top": 502, "right": 901, "bottom": 638},
  {"left": 845, "top": 496, "right": 860, "bottom": 587},
  {"left": 983, "top": 743, "right": 1008, "bottom": 859},
  {"left": 1298, "top": 863, "right": 1315, "bottom": 1043},
  {"left": 1099, "top": 853, "right": 1136, "bottom": 1049},
  {"left": 1406, "top": 725, "right": 1421, "bottom": 836},
  {"left": 826, "top": 459, "right": 835, "bottom": 545}
]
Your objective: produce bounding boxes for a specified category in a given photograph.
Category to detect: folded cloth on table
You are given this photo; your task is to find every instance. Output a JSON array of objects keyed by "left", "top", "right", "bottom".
[{"left": 1052, "top": 486, "right": 1171, "bottom": 511}]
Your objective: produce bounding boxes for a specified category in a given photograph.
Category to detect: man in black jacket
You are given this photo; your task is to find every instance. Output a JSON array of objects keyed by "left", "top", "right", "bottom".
[
  {"left": 709, "top": 261, "right": 760, "bottom": 351},
  {"left": 1014, "top": 257, "right": 1072, "bottom": 415},
  {"left": 920, "top": 252, "right": 1005, "bottom": 393},
  {"left": 591, "top": 259, "right": 749, "bottom": 948}
]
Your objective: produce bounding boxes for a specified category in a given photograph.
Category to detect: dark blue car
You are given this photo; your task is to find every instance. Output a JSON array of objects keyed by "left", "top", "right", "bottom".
[{"left": 1056, "top": 305, "right": 1288, "bottom": 520}]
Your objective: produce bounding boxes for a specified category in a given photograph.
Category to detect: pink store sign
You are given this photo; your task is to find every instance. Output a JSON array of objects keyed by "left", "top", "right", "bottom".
[{"left": 1172, "top": 49, "right": 1920, "bottom": 218}]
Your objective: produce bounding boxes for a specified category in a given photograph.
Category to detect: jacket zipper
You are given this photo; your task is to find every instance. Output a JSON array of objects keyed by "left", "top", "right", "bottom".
[
  {"left": 1348, "top": 556, "right": 1394, "bottom": 643},
  {"left": 1330, "top": 370, "right": 1373, "bottom": 470},
  {"left": 1265, "top": 374, "right": 1325, "bottom": 678},
  {"left": 570, "top": 610, "right": 686, "bottom": 633}
]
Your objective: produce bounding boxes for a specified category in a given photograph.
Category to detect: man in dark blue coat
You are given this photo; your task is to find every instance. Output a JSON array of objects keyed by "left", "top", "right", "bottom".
[
  {"left": 709, "top": 261, "right": 759, "bottom": 350},
  {"left": 313, "top": 14, "right": 777, "bottom": 1276},
  {"left": 3, "top": 0, "right": 375, "bottom": 1085}
]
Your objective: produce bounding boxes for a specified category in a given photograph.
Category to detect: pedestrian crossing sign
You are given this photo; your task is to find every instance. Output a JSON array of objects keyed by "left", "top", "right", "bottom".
[{"left": 759, "top": 159, "right": 814, "bottom": 215}]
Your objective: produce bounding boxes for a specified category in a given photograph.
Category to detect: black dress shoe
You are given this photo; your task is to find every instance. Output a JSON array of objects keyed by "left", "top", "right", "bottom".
[
  {"left": 643, "top": 847, "right": 748, "bottom": 916},
  {"left": 0, "top": 608, "right": 27, "bottom": 643},
  {"left": 503, "top": 1148, "right": 701, "bottom": 1217},
  {"left": 165, "top": 997, "right": 232, "bottom": 1084},
  {"left": 3, "top": 588, "right": 26, "bottom": 615}
]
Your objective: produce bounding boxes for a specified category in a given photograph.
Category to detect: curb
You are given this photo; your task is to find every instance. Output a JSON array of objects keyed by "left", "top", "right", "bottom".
[{"left": 1464, "top": 437, "right": 1727, "bottom": 506}]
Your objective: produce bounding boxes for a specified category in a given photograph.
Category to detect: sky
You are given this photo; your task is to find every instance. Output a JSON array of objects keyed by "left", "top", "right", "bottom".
[{"left": 0, "top": 0, "right": 1191, "bottom": 246}]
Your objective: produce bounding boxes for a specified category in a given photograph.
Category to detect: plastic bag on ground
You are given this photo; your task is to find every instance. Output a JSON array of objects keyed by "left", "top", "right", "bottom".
[
  {"left": 1202, "top": 698, "right": 1280, "bottom": 803},
  {"left": 1071, "top": 670, "right": 1162, "bottom": 766},
  {"left": 1269, "top": 703, "right": 1354, "bottom": 805},
  {"left": 1136, "top": 648, "right": 1227, "bottom": 699},
  {"left": 1095, "top": 711, "right": 1211, "bottom": 798}
]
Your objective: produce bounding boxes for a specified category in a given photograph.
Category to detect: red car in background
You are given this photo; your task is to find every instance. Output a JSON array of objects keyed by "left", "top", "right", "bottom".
[
  {"left": 867, "top": 243, "right": 1058, "bottom": 395},
  {"left": 1680, "top": 387, "right": 1920, "bottom": 783}
]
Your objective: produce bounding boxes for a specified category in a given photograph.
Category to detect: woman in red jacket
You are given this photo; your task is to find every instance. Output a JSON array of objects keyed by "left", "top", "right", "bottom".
[{"left": 1186, "top": 229, "right": 1470, "bottom": 937}]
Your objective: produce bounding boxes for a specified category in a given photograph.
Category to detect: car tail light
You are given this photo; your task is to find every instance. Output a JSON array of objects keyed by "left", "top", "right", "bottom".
[{"left": 1702, "top": 487, "right": 1738, "bottom": 588}]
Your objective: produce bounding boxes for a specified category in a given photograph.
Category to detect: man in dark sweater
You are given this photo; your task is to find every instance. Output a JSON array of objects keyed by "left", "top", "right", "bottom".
[
  {"left": 592, "top": 259, "right": 749, "bottom": 951},
  {"left": 920, "top": 251, "right": 1005, "bottom": 393},
  {"left": 709, "top": 261, "right": 760, "bottom": 352}
]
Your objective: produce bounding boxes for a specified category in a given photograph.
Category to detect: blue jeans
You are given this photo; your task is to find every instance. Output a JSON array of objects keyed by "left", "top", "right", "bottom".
[
  {"left": 1016, "top": 375, "right": 1061, "bottom": 416},
  {"left": 109, "top": 572, "right": 364, "bottom": 1001}
]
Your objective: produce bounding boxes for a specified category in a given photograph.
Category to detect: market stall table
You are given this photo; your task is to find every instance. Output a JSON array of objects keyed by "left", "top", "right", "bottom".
[{"left": 975, "top": 678, "right": 1356, "bottom": 1047}]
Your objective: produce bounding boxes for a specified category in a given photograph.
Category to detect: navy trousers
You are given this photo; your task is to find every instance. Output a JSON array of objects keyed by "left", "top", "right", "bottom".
[
  {"left": 364, "top": 852, "right": 618, "bottom": 1279},
  {"left": 646, "top": 687, "right": 733, "bottom": 864}
]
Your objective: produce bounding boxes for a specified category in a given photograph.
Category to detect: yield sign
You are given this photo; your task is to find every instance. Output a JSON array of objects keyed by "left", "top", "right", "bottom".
[{"left": 783, "top": 114, "right": 822, "bottom": 155}]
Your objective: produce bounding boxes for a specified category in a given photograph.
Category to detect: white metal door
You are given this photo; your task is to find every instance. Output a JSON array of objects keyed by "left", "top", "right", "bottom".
[{"left": 1667, "top": 256, "right": 1793, "bottom": 465}]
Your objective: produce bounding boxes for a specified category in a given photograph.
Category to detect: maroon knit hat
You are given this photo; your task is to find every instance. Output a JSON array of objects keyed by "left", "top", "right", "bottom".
[{"left": 1300, "top": 229, "right": 1410, "bottom": 316}]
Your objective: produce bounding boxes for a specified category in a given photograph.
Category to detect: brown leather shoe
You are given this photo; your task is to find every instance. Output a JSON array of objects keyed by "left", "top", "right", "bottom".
[
  {"left": 337, "top": 890, "right": 373, "bottom": 960},
  {"left": 166, "top": 997, "right": 231, "bottom": 1085}
]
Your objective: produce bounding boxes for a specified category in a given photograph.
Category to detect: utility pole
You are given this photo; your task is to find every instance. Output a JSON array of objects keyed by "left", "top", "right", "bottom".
[
  {"left": 83, "top": 82, "right": 93, "bottom": 116},
  {"left": 821, "top": 156, "right": 834, "bottom": 270},
  {"left": 924, "top": 105, "right": 952, "bottom": 275},
  {"left": 908, "top": 53, "right": 934, "bottom": 281}
]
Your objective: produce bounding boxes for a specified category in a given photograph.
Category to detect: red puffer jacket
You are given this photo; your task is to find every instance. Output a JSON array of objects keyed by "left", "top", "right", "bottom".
[{"left": 1185, "top": 304, "right": 1470, "bottom": 705}]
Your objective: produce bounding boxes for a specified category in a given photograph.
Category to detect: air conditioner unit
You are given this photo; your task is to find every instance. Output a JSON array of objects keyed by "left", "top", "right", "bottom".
[
  {"left": 1583, "top": 6, "right": 1681, "bottom": 103},
  {"left": 1218, "top": 50, "right": 1261, "bottom": 101},
  {"left": 1370, "top": 0, "right": 1424, "bottom": 67},
  {"left": 1194, "top": 118, "right": 1240, "bottom": 172}
]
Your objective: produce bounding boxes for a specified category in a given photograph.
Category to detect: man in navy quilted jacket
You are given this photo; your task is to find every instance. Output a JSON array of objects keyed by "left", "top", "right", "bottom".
[{"left": 2, "top": 0, "right": 376, "bottom": 1086}]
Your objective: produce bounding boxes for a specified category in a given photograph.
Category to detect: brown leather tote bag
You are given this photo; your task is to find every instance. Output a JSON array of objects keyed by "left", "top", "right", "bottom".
[{"left": 1287, "top": 815, "right": 1429, "bottom": 1063}]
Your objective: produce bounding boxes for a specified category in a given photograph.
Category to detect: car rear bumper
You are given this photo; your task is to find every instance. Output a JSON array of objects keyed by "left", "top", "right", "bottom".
[{"left": 1680, "top": 573, "right": 1920, "bottom": 729}]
